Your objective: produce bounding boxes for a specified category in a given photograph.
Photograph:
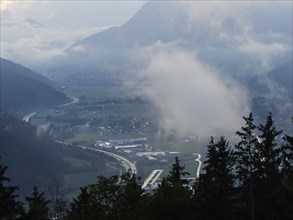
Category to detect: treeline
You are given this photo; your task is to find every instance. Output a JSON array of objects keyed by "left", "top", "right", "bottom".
[{"left": 1, "top": 113, "right": 292, "bottom": 219}]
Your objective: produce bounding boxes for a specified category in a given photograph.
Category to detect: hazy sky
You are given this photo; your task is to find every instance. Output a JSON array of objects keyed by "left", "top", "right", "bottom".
[
  {"left": 0, "top": 1, "right": 147, "bottom": 63},
  {"left": 0, "top": 1, "right": 147, "bottom": 28}
]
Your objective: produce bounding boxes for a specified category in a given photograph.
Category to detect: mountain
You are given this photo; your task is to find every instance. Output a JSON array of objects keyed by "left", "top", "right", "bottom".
[
  {"left": 246, "top": 60, "right": 293, "bottom": 96},
  {"left": 247, "top": 60, "right": 293, "bottom": 132},
  {"left": 0, "top": 113, "right": 68, "bottom": 193},
  {"left": 51, "top": 1, "right": 292, "bottom": 80},
  {"left": 1, "top": 58, "right": 53, "bottom": 85},
  {"left": 267, "top": 60, "right": 292, "bottom": 93},
  {"left": 0, "top": 58, "right": 69, "bottom": 115},
  {"left": 25, "top": 18, "right": 44, "bottom": 28}
]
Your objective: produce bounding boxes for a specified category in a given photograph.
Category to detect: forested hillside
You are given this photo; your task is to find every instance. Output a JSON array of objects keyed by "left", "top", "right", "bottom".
[
  {"left": 0, "top": 58, "right": 69, "bottom": 115},
  {"left": 0, "top": 113, "right": 111, "bottom": 194}
]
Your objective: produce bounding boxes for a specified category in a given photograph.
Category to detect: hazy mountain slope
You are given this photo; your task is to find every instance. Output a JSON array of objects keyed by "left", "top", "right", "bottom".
[
  {"left": 247, "top": 60, "right": 293, "bottom": 133},
  {"left": 0, "top": 58, "right": 69, "bottom": 114},
  {"left": 267, "top": 60, "right": 292, "bottom": 93},
  {"left": 57, "top": 1, "right": 291, "bottom": 78},
  {"left": 247, "top": 60, "right": 293, "bottom": 96},
  {"left": 1, "top": 58, "right": 54, "bottom": 86}
]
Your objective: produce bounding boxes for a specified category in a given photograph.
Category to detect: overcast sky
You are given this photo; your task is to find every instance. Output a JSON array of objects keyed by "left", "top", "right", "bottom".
[
  {"left": 0, "top": 1, "right": 147, "bottom": 64},
  {"left": 0, "top": 1, "right": 147, "bottom": 28}
]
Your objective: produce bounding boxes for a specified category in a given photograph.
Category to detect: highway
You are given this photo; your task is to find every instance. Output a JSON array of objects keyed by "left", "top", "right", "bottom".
[
  {"left": 59, "top": 96, "right": 79, "bottom": 107},
  {"left": 195, "top": 153, "right": 202, "bottom": 179},
  {"left": 22, "top": 96, "right": 79, "bottom": 123},
  {"left": 77, "top": 145, "right": 137, "bottom": 175},
  {"left": 142, "top": 169, "right": 163, "bottom": 189},
  {"left": 22, "top": 111, "right": 38, "bottom": 123},
  {"left": 55, "top": 140, "right": 138, "bottom": 176}
]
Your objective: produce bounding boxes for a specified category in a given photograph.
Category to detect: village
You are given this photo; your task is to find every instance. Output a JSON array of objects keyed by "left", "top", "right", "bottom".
[{"left": 94, "top": 137, "right": 181, "bottom": 162}]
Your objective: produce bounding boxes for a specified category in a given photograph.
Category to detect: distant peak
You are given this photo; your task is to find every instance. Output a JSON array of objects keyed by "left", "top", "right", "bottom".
[{"left": 25, "top": 18, "right": 44, "bottom": 28}]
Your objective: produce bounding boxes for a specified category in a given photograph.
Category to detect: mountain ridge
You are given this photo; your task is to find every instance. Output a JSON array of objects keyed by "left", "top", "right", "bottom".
[{"left": 0, "top": 58, "right": 69, "bottom": 115}]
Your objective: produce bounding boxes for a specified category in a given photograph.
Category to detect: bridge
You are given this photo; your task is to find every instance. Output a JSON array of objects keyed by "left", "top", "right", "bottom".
[{"left": 142, "top": 169, "right": 164, "bottom": 189}]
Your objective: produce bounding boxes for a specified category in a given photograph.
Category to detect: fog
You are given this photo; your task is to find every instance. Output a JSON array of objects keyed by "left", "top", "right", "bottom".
[{"left": 127, "top": 42, "right": 250, "bottom": 138}]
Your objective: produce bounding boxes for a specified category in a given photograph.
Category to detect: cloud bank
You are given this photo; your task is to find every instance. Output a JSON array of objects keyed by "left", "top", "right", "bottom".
[
  {"left": 127, "top": 42, "right": 250, "bottom": 139},
  {"left": 1, "top": 24, "right": 106, "bottom": 66}
]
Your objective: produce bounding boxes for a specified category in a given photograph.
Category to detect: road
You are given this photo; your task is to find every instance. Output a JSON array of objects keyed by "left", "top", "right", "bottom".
[
  {"left": 77, "top": 145, "right": 137, "bottom": 175},
  {"left": 22, "top": 111, "right": 38, "bottom": 123},
  {"left": 195, "top": 153, "right": 202, "bottom": 179},
  {"left": 22, "top": 96, "right": 79, "bottom": 123},
  {"left": 55, "top": 140, "right": 137, "bottom": 175},
  {"left": 59, "top": 96, "right": 79, "bottom": 107}
]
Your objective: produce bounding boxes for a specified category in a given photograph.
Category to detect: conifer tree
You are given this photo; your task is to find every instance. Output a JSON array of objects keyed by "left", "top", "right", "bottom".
[
  {"left": 166, "top": 156, "right": 190, "bottom": 185},
  {"left": 254, "top": 113, "right": 283, "bottom": 219},
  {"left": 197, "top": 137, "right": 234, "bottom": 220},
  {"left": 48, "top": 182, "right": 67, "bottom": 220},
  {"left": 24, "top": 186, "right": 50, "bottom": 220},
  {"left": 67, "top": 172, "right": 143, "bottom": 220},
  {"left": 281, "top": 119, "right": 293, "bottom": 181},
  {"left": 234, "top": 113, "right": 258, "bottom": 220},
  {"left": 0, "top": 164, "right": 24, "bottom": 219},
  {"left": 279, "top": 119, "right": 293, "bottom": 219},
  {"left": 145, "top": 157, "right": 195, "bottom": 220},
  {"left": 67, "top": 185, "right": 104, "bottom": 220}
]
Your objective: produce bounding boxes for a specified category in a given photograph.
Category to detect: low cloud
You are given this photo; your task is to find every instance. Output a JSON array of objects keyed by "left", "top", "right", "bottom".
[
  {"left": 36, "top": 123, "right": 51, "bottom": 137},
  {"left": 239, "top": 40, "right": 289, "bottom": 70},
  {"left": 1, "top": 23, "right": 108, "bottom": 66},
  {"left": 127, "top": 42, "right": 250, "bottom": 139}
]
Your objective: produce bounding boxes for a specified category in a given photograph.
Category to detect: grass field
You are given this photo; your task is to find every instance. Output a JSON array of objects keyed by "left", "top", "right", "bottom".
[
  {"left": 63, "top": 163, "right": 122, "bottom": 199},
  {"left": 81, "top": 102, "right": 158, "bottom": 120},
  {"left": 63, "top": 85, "right": 128, "bottom": 101},
  {"left": 150, "top": 140, "right": 202, "bottom": 154},
  {"left": 66, "top": 131, "right": 99, "bottom": 145},
  {"left": 63, "top": 157, "right": 92, "bottom": 168}
]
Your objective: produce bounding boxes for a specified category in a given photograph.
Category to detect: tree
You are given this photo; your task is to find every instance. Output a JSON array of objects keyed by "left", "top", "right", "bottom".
[
  {"left": 24, "top": 186, "right": 50, "bottom": 220},
  {"left": 279, "top": 119, "right": 293, "bottom": 219},
  {"left": 254, "top": 113, "right": 283, "bottom": 219},
  {"left": 166, "top": 156, "right": 190, "bottom": 185},
  {"left": 0, "top": 164, "right": 24, "bottom": 219},
  {"left": 281, "top": 119, "right": 293, "bottom": 181},
  {"left": 196, "top": 137, "right": 234, "bottom": 220},
  {"left": 144, "top": 157, "right": 196, "bottom": 220},
  {"left": 114, "top": 172, "right": 143, "bottom": 219},
  {"left": 48, "top": 182, "right": 67, "bottom": 220},
  {"left": 67, "top": 185, "right": 104, "bottom": 220},
  {"left": 67, "top": 172, "right": 143, "bottom": 220},
  {"left": 234, "top": 113, "right": 258, "bottom": 220}
]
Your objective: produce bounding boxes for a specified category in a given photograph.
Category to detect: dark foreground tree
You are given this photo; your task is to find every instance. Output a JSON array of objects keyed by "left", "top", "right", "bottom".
[
  {"left": 48, "top": 182, "right": 67, "bottom": 220},
  {"left": 254, "top": 113, "right": 283, "bottom": 219},
  {"left": 24, "top": 186, "right": 50, "bottom": 220},
  {"left": 281, "top": 119, "right": 293, "bottom": 183},
  {"left": 143, "top": 157, "right": 196, "bottom": 220},
  {"left": 279, "top": 119, "right": 293, "bottom": 220},
  {"left": 234, "top": 113, "right": 258, "bottom": 220},
  {"left": 67, "top": 172, "right": 143, "bottom": 220},
  {"left": 0, "top": 163, "right": 24, "bottom": 219},
  {"left": 166, "top": 156, "right": 190, "bottom": 185},
  {"left": 196, "top": 137, "right": 234, "bottom": 220}
]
